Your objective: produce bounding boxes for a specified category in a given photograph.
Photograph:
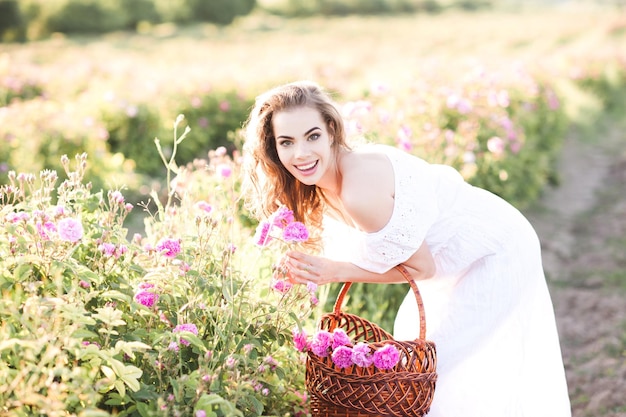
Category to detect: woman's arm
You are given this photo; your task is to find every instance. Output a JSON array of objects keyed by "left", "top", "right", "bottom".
[{"left": 285, "top": 239, "right": 436, "bottom": 286}]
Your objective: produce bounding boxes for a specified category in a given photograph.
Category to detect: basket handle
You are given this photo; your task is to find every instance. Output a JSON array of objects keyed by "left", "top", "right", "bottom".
[{"left": 332, "top": 264, "right": 427, "bottom": 341}]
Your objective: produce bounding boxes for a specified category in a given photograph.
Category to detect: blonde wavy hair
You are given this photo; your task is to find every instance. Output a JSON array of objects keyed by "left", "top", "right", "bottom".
[{"left": 240, "top": 81, "right": 350, "bottom": 250}]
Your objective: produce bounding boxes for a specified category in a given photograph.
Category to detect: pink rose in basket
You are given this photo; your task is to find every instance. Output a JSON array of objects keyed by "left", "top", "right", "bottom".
[
  {"left": 351, "top": 342, "right": 373, "bottom": 367},
  {"left": 310, "top": 330, "right": 333, "bottom": 357},
  {"left": 331, "top": 345, "right": 354, "bottom": 368},
  {"left": 372, "top": 344, "right": 401, "bottom": 369},
  {"left": 331, "top": 329, "right": 352, "bottom": 350}
]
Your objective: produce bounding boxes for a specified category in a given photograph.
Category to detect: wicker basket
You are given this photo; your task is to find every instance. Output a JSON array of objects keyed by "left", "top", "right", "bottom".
[{"left": 306, "top": 265, "right": 437, "bottom": 417}]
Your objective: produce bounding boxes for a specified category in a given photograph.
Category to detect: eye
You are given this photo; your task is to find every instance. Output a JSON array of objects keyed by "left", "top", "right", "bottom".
[
  {"left": 277, "top": 139, "right": 293, "bottom": 147},
  {"left": 308, "top": 133, "right": 320, "bottom": 141}
]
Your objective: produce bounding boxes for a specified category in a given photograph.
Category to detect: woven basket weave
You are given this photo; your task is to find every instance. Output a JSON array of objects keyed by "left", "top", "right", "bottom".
[{"left": 306, "top": 265, "right": 437, "bottom": 417}]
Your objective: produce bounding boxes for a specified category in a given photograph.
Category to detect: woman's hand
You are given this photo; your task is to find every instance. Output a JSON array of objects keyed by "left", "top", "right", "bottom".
[
  {"left": 284, "top": 242, "right": 435, "bottom": 286},
  {"left": 284, "top": 250, "right": 338, "bottom": 286}
]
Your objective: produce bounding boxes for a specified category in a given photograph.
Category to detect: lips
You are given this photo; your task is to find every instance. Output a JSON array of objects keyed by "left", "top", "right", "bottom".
[{"left": 295, "top": 160, "right": 318, "bottom": 173}]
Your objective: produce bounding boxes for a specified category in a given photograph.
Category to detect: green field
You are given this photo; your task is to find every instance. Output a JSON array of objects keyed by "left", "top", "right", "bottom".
[{"left": 1, "top": 5, "right": 625, "bottom": 416}]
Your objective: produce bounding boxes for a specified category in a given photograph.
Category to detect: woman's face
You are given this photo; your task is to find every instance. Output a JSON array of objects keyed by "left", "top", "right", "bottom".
[{"left": 272, "top": 106, "right": 335, "bottom": 188}]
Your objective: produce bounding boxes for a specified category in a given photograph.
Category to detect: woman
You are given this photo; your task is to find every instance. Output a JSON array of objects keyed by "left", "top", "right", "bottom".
[{"left": 241, "top": 80, "right": 571, "bottom": 416}]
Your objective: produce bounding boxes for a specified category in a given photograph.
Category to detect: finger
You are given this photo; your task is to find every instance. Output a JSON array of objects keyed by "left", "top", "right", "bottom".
[
  {"left": 286, "top": 250, "right": 309, "bottom": 262},
  {"left": 286, "top": 262, "right": 315, "bottom": 284}
]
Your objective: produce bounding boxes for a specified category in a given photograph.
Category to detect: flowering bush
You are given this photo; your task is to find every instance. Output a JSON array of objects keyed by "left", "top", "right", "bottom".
[
  {"left": 252, "top": 205, "right": 316, "bottom": 300},
  {"left": 0, "top": 117, "right": 315, "bottom": 416}
]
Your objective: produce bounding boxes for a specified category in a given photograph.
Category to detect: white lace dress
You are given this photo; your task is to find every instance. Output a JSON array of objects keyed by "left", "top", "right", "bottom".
[{"left": 322, "top": 144, "right": 571, "bottom": 417}]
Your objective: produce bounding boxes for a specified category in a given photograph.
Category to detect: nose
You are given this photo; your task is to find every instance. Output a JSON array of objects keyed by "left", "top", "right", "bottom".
[{"left": 294, "top": 141, "right": 310, "bottom": 159}]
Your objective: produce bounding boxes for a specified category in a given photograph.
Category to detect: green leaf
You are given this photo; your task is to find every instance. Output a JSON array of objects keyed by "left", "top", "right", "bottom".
[
  {"left": 114, "top": 340, "right": 152, "bottom": 359},
  {"left": 249, "top": 396, "right": 264, "bottom": 415},
  {"left": 13, "top": 262, "right": 34, "bottom": 281},
  {"left": 99, "top": 290, "right": 131, "bottom": 304},
  {"left": 71, "top": 328, "right": 99, "bottom": 339},
  {"left": 101, "top": 365, "right": 116, "bottom": 380},
  {"left": 82, "top": 410, "right": 113, "bottom": 417},
  {"left": 177, "top": 333, "right": 207, "bottom": 352},
  {"left": 195, "top": 393, "right": 243, "bottom": 417},
  {"left": 114, "top": 380, "right": 126, "bottom": 398},
  {"left": 93, "top": 306, "right": 126, "bottom": 327},
  {"left": 136, "top": 402, "right": 151, "bottom": 417}
]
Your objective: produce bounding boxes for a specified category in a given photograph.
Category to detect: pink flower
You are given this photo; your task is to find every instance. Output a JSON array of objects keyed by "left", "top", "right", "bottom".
[
  {"left": 271, "top": 279, "right": 292, "bottom": 293},
  {"left": 292, "top": 328, "right": 309, "bottom": 352},
  {"left": 270, "top": 206, "right": 294, "bottom": 229},
  {"left": 6, "top": 211, "right": 29, "bottom": 223},
  {"left": 487, "top": 136, "right": 505, "bottom": 156},
  {"left": 265, "top": 355, "right": 278, "bottom": 369},
  {"left": 37, "top": 221, "right": 56, "bottom": 240},
  {"left": 282, "top": 221, "right": 309, "bottom": 243},
  {"left": 110, "top": 190, "right": 125, "bottom": 204},
  {"left": 372, "top": 344, "right": 400, "bottom": 370},
  {"left": 156, "top": 238, "right": 181, "bottom": 258},
  {"left": 173, "top": 323, "right": 199, "bottom": 346},
  {"left": 547, "top": 89, "right": 560, "bottom": 110},
  {"left": 310, "top": 294, "right": 319, "bottom": 306},
  {"left": 332, "top": 329, "right": 352, "bottom": 350},
  {"left": 79, "top": 280, "right": 91, "bottom": 289},
  {"left": 216, "top": 163, "right": 232, "bottom": 178},
  {"left": 54, "top": 205, "right": 67, "bottom": 217},
  {"left": 215, "top": 146, "right": 227, "bottom": 156},
  {"left": 117, "top": 244, "right": 128, "bottom": 256},
  {"left": 331, "top": 346, "right": 354, "bottom": 368},
  {"left": 310, "top": 330, "right": 333, "bottom": 357},
  {"left": 351, "top": 342, "right": 373, "bottom": 367},
  {"left": 58, "top": 217, "right": 84, "bottom": 242},
  {"left": 253, "top": 221, "right": 272, "bottom": 247},
  {"left": 135, "top": 290, "right": 158, "bottom": 308},
  {"left": 98, "top": 242, "right": 116, "bottom": 257},
  {"left": 195, "top": 201, "right": 213, "bottom": 213}
]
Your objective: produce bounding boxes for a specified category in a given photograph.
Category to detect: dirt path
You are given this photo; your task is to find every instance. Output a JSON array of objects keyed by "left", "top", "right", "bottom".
[{"left": 524, "top": 119, "right": 626, "bottom": 416}]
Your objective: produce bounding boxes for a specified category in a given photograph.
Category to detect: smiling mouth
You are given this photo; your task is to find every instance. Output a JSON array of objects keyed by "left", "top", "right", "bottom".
[{"left": 295, "top": 161, "right": 318, "bottom": 172}]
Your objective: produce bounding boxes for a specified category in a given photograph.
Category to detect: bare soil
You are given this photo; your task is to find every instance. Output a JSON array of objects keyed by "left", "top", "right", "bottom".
[{"left": 524, "top": 118, "right": 626, "bottom": 416}]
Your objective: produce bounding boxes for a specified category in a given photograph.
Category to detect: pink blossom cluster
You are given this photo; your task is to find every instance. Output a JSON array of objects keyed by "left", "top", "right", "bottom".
[
  {"left": 135, "top": 290, "right": 159, "bottom": 308},
  {"left": 98, "top": 242, "right": 128, "bottom": 258},
  {"left": 155, "top": 237, "right": 182, "bottom": 258},
  {"left": 6, "top": 210, "right": 84, "bottom": 243},
  {"left": 173, "top": 323, "right": 199, "bottom": 346},
  {"left": 292, "top": 328, "right": 401, "bottom": 370},
  {"left": 58, "top": 217, "right": 84, "bottom": 242},
  {"left": 253, "top": 206, "right": 309, "bottom": 247}
]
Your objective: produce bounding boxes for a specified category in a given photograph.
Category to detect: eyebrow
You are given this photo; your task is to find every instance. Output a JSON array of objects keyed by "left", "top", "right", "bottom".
[{"left": 276, "top": 127, "right": 320, "bottom": 140}]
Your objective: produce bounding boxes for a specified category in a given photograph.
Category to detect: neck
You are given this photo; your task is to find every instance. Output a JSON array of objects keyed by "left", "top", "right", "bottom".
[{"left": 316, "top": 148, "right": 345, "bottom": 197}]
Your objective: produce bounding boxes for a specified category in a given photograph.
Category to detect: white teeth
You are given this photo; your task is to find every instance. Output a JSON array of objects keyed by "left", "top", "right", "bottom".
[{"left": 296, "top": 161, "right": 317, "bottom": 171}]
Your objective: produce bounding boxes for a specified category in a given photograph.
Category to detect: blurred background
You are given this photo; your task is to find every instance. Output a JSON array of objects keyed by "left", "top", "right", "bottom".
[{"left": 1, "top": 1, "right": 625, "bottom": 415}]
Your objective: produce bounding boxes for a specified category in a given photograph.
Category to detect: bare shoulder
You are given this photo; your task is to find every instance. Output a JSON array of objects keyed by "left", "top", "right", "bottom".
[{"left": 339, "top": 148, "right": 395, "bottom": 233}]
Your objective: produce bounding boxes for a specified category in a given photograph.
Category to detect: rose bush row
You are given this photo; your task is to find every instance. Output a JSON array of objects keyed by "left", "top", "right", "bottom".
[{"left": 0, "top": 118, "right": 317, "bottom": 416}]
